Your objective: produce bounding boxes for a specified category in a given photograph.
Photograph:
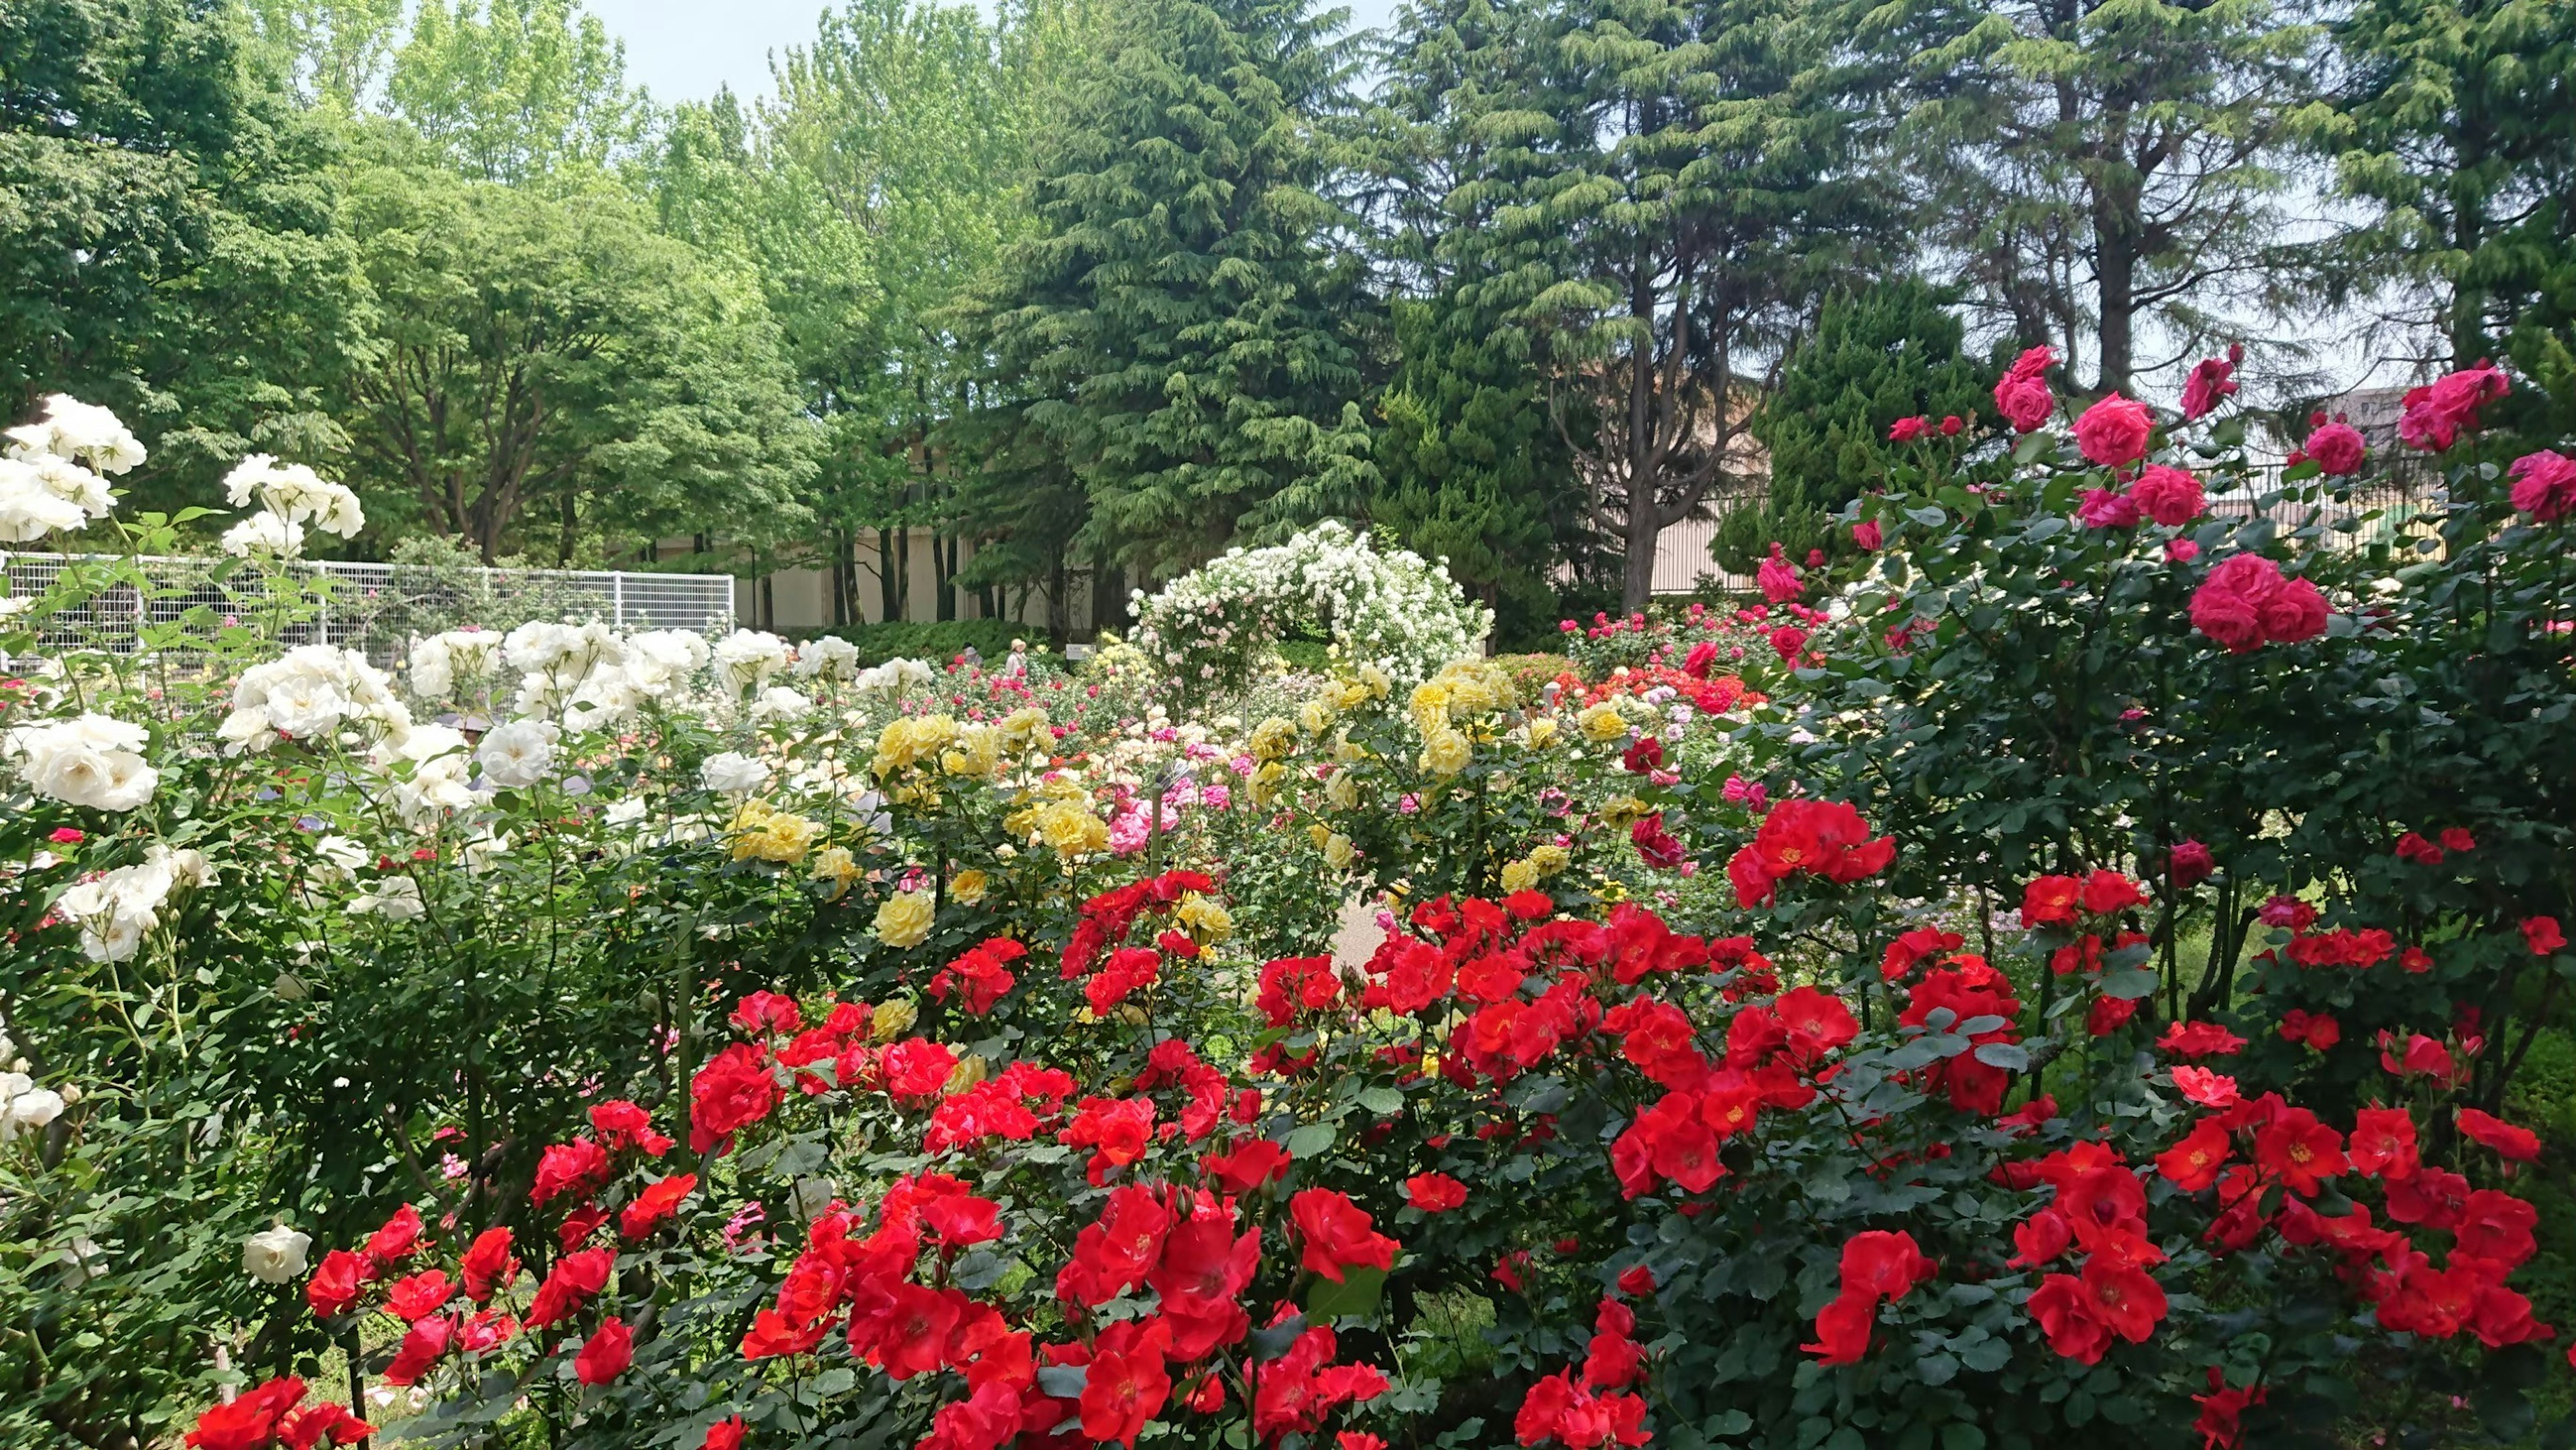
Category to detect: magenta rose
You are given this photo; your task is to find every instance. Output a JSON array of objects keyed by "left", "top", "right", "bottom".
[
  {"left": 2190, "top": 582, "right": 2265, "bottom": 653},
  {"left": 2077, "top": 487, "right": 2141, "bottom": 529},
  {"left": 2304, "top": 420, "right": 2366, "bottom": 476},
  {"left": 1992, "top": 345, "right": 2057, "bottom": 433},
  {"left": 2508, "top": 450, "right": 2576, "bottom": 522},
  {"left": 2127, "top": 464, "right": 2205, "bottom": 526},
  {"left": 2073, "top": 392, "right": 2155, "bottom": 469},
  {"left": 2203, "top": 552, "right": 2284, "bottom": 603},
  {"left": 2257, "top": 576, "right": 2329, "bottom": 644},
  {"left": 2397, "top": 362, "right": 2510, "bottom": 452}
]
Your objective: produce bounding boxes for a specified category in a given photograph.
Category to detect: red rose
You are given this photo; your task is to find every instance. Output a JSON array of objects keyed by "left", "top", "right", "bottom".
[
  {"left": 525, "top": 1246, "right": 614, "bottom": 1328},
  {"left": 1993, "top": 345, "right": 2057, "bottom": 433},
  {"left": 2180, "top": 348, "right": 2239, "bottom": 421},
  {"left": 2521, "top": 916, "right": 2566, "bottom": 956},
  {"left": 575, "top": 1317, "right": 633, "bottom": 1386},
  {"left": 2510, "top": 450, "right": 2576, "bottom": 521},
  {"left": 2127, "top": 464, "right": 2205, "bottom": 526},
  {"left": 2073, "top": 392, "right": 2154, "bottom": 468},
  {"left": 1887, "top": 415, "right": 1931, "bottom": 442},
  {"left": 1289, "top": 1189, "right": 1398, "bottom": 1283},
  {"left": 2165, "top": 839, "right": 2214, "bottom": 888},
  {"left": 2304, "top": 419, "right": 2366, "bottom": 476},
  {"left": 2188, "top": 576, "right": 2265, "bottom": 652},
  {"left": 689, "top": 1043, "right": 779, "bottom": 1155},
  {"left": 2456, "top": 1106, "right": 2540, "bottom": 1163},
  {"left": 1851, "top": 519, "right": 1882, "bottom": 551},
  {"left": 305, "top": 1248, "right": 369, "bottom": 1319},
  {"left": 619, "top": 1173, "right": 699, "bottom": 1241},
  {"left": 1404, "top": 1172, "right": 1468, "bottom": 1213},
  {"left": 460, "top": 1227, "right": 519, "bottom": 1303},
  {"left": 2255, "top": 576, "right": 2328, "bottom": 644}
]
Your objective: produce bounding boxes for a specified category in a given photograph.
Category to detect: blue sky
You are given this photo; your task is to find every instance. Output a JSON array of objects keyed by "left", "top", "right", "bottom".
[{"left": 587, "top": 0, "right": 1401, "bottom": 104}]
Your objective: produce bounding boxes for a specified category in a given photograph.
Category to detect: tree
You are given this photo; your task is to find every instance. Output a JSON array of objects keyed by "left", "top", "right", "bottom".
[
  {"left": 1, "top": 0, "right": 363, "bottom": 495},
  {"left": 1366, "top": 0, "right": 1598, "bottom": 641},
  {"left": 1858, "top": 0, "right": 2322, "bottom": 394},
  {"left": 973, "top": 0, "right": 1378, "bottom": 580},
  {"left": 328, "top": 164, "right": 814, "bottom": 562},
  {"left": 1477, "top": 0, "right": 1890, "bottom": 612},
  {"left": 2323, "top": 0, "right": 2576, "bottom": 398},
  {"left": 1729, "top": 277, "right": 1988, "bottom": 566},
  {"left": 384, "top": 0, "right": 643, "bottom": 185}
]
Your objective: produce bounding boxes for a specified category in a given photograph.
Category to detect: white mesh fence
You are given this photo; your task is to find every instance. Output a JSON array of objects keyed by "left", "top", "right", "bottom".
[{"left": 2, "top": 553, "right": 735, "bottom": 660}]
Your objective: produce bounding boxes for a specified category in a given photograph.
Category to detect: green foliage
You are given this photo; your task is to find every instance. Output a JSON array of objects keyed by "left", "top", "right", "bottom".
[
  {"left": 328, "top": 163, "right": 816, "bottom": 562},
  {"left": 973, "top": 0, "right": 1378, "bottom": 578},
  {"left": 2324, "top": 0, "right": 2576, "bottom": 375},
  {"left": 0, "top": 0, "right": 364, "bottom": 490},
  {"left": 1733, "top": 279, "right": 1988, "bottom": 570},
  {"left": 382, "top": 0, "right": 643, "bottom": 185},
  {"left": 1857, "top": 0, "right": 2324, "bottom": 390}
]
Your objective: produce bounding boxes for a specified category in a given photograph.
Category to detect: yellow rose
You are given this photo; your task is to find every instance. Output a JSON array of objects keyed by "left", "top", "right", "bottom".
[
  {"left": 946, "top": 1053, "right": 990, "bottom": 1091},
  {"left": 1525, "top": 717, "right": 1560, "bottom": 750},
  {"left": 1175, "top": 892, "right": 1233, "bottom": 943},
  {"left": 999, "top": 707, "right": 1051, "bottom": 745},
  {"left": 1307, "top": 822, "right": 1332, "bottom": 851},
  {"left": 1335, "top": 681, "right": 1371, "bottom": 711},
  {"left": 1419, "top": 727, "right": 1470, "bottom": 777},
  {"left": 1529, "top": 843, "right": 1571, "bottom": 876},
  {"left": 1298, "top": 699, "right": 1335, "bottom": 735},
  {"left": 1579, "top": 702, "right": 1628, "bottom": 742},
  {"left": 871, "top": 890, "right": 934, "bottom": 949},
  {"left": 1325, "top": 770, "right": 1361, "bottom": 811},
  {"left": 1500, "top": 857, "right": 1539, "bottom": 893},
  {"left": 1601, "top": 795, "right": 1648, "bottom": 829},
  {"left": 1356, "top": 664, "right": 1391, "bottom": 698},
  {"left": 1250, "top": 760, "right": 1289, "bottom": 807},
  {"left": 810, "top": 845, "right": 860, "bottom": 899},
  {"left": 1409, "top": 681, "right": 1450, "bottom": 731},
  {"left": 949, "top": 868, "right": 988, "bottom": 905},
  {"left": 1323, "top": 832, "right": 1355, "bottom": 870},
  {"left": 1249, "top": 717, "right": 1297, "bottom": 761},
  {"left": 870, "top": 997, "right": 919, "bottom": 1040},
  {"left": 1035, "top": 798, "right": 1110, "bottom": 856}
]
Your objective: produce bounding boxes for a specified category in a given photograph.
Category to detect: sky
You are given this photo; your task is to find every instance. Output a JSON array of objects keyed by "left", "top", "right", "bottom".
[{"left": 586, "top": 0, "right": 1402, "bottom": 105}]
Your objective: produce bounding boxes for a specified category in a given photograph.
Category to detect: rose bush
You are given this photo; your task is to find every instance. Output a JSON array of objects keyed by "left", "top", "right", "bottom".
[{"left": 1, "top": 379, "right": 2571, "bottom": 1450}]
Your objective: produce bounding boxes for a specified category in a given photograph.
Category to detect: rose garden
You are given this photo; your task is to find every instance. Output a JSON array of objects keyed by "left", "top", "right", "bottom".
[{"left": 3, "top": 338, "right": 2573, "bottom": 1450}]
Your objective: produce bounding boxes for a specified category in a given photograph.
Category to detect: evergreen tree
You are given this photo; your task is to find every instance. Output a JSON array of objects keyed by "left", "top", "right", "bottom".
[
  {"left": 1366, "top": 0, "right": 1595, "bottom": 642},
  {"left": 1494, "top": 0, "right": 1890, "bottom": 612},
  {"left": 2324, "top": 0, "right": 2576, "bottom": 394},
  {"left": 1854, "top": 0, "right": 2322, "bottom": 393},
  {"left": 1727, "top": 278, "right": 1986, "bottom": 566},
  {"left": 975, "top": 0, "right": 1377, "bottom": 580}
]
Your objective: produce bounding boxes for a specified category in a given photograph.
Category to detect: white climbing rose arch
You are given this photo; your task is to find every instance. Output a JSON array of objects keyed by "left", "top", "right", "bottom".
[{"left": 1130, "top": 521, "right": 1493, "bottom": 689}]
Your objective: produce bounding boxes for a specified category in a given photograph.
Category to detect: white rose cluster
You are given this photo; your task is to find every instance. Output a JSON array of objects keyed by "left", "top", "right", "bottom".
[
  {"left": 0, "top": 1031, "right": 74, "bottom": 1143},
  {"left": 402, "top": 629, "right": 505, "bottom": 703},
  {"left": 222, "top": 645, "right": 411, "bottom": 754},
  {"left": 242, "top": 1224, "right": 313, "bottom": 1284},
  {"left": 217, "top": 454, "right": 364, "bottom": 559},
  {"left": 854, "top": 656, "right": 935, "bottom": 697},
  {"left": 3, "top": 712, "right": 159, "bottom": 811},
  {"left": 794, "top": 633, "right": 861, "bottom": 681},
  {"left": 714, "top": 628, "right": 793, "bottom": 695},
  {"left": 367, "top": 723, "right": 478, "bottom": 831},
  {"left": 1132, "top": 521, "right": 1492, "bottom": 690},
  {"left": 0, "top": 394, "right": 142, "bottom": 543},
  {"left": 54, "top": 843, "right": 211, "bottom": 962}
]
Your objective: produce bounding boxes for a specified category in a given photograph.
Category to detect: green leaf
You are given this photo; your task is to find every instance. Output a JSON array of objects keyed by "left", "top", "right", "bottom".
[
  {"left": 1283, "top": 1123, "right": 1338, "bottom": 1159},
  {"left": 1357, "top": 1086, "right": 1404, "bottom": 1117},
  {"left": 1303, "top": 1265, "right": 1385, "bottom": 1321},
  {"left": 1972, "top": 1042, "right": 2029, "bottom": 1072}
]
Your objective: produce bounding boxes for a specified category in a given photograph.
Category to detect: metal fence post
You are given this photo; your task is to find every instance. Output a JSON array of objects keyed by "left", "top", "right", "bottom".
[{"left": 613, "top": 572, "right": 627, "bottom": 629}]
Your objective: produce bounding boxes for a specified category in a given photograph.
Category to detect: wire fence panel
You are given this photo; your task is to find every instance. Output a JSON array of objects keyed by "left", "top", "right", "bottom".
[{"left": 2, "top": 553, "right": 735, "bottom": 660}]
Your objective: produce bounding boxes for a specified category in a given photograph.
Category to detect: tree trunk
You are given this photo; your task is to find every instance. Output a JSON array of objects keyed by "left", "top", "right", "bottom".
[
  {"left": 935, "top": 534, "right": 957, "bottom": 621},
  {"left": 1621, "top": 505, "right": 1659, "bottom": 614},
  {"left": 877, "top": 527, "right": 903, "bottom": 623}
]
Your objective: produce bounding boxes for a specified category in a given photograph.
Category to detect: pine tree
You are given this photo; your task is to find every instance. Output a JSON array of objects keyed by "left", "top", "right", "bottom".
[
  {"left": 1727, "top": 278, "right": 1986, "bottom": 566},
  {"left": 2325, "top": 0, "right": 2576, "bottom": 384},
  {"left": 1366, "top": 0, "right": 1595, "bottom": 641},
  {"left": 1854, "top": 0, "right": 2322, "bottom": 393},
  {"left": 975, "top": 0, "right": 1377, "bottom": 580}
]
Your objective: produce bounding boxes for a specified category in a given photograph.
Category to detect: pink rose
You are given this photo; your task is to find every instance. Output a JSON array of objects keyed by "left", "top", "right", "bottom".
[
  {"left": 2073, "top": 392, "right": 2155, "bottom": 469},
  {"left": 1992, "top": 345, "right": 2057, "bottom": 433},
  {"left": 1851, "top": 519, "right": 1882, "bottom": 552},
  {"left": 2257, "top": 576, "right": 2329, "bottom": 644},
  {"left": 2304, "top": 420, "right": 2366, "bottom": 476},
  {"left": 2203, "top": 552, "right": 2284, "bottom": 604},
  {"left": 2190, "top": 583, "right": 2265, "bottom": 653},
  {"left": 1888, "top": 416, "right": 1930, "bottom": 442},
  {"left": 2507, "top": 450, "right": 2576, "bottom": 522},
  {"left": 2165, "top": 538, "right": 2200, "bottom": 562},
  {"left": 2179, "top": 346, "right": 2240, "bottom": 421},
  {"left": 2076, "top": 487, "right": 2141, "bottom": 529},
  {"left": 2397, "top": 362, "right": 2510, "bottom": 452},
  {"left": 2127, "top": 465, "right": 2205, "bottom": 527}
]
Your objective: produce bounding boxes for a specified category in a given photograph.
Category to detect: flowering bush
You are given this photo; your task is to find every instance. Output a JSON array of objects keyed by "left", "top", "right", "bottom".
[
  {"left": 1130, "top": 522, "right": 1493, "bottom": 692},
  {"left": 3, "top": 385, "right": 2573, "bottom": 1450}
]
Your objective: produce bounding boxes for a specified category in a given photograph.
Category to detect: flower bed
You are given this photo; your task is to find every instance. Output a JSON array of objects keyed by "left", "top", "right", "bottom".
[{"left": 2, "top": 372, "right": 2573, "bottom": 1450}]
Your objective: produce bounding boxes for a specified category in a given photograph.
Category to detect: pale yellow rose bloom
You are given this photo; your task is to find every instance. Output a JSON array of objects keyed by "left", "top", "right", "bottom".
[{"left": 871, "top": 890, "right": 934, "bottom": 949}]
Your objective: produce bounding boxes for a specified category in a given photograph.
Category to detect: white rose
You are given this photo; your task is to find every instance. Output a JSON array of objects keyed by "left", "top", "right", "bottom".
[
  {"left": 242, "top": 1225, "right": 312, "bottom": 1284},
  {"left": 347, "top": 876, "right": 425, "bottom": 922},
  {"left": 702, "top": 752, "right": 770, "bottom": 794},
  {"left": 1, "top": 1086, "right": 66, "bottom": 1139},
  {"left": 476, "top": 720, "right": 559, "bottom": 789}
]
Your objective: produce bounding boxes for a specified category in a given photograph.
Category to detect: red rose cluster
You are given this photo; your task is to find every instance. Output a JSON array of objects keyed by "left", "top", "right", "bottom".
[{"left": 2188, "top": 554, "right": 2328, "bottom": 654}]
